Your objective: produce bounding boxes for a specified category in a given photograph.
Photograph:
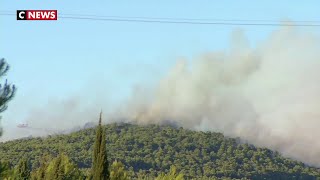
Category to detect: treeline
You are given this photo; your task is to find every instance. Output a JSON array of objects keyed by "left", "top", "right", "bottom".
[
  {"left": 1, "top": 123, "right": 320, "bottom": 179},
  {"left": 0, "top": 116, "right": 183, "bottom": 180}
]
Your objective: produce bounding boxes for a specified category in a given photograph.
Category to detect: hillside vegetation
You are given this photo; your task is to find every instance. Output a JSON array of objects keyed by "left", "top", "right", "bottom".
[{"left": 0, "top": 123, "right": 319, "bottom": 179}]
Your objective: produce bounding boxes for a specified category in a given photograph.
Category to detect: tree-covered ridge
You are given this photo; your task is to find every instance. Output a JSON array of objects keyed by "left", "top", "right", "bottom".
[{"left": 1, "top": 123, "right": 319, "bottom": 179}]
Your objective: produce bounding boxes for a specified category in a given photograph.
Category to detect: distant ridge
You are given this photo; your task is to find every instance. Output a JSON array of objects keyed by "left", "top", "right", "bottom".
[{"left": 0, "top": 123, "right": 319, "bottom": 179}]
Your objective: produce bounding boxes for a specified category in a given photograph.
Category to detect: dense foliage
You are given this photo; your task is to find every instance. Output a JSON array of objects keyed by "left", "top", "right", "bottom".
[
  {"left": 1, "top": 123, "right": 320, "bottom": 179},
  {"left": 14, "top": 157, "right": 31, "bottom": 179},
  {"left": 0, "top": 58, "right": 16, "bottom": 137}
]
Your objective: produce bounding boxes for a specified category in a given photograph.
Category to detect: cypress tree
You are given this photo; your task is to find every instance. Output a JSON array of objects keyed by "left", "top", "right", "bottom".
[{"left": 92, "top": 111, "right": 109, "bottom": 180}]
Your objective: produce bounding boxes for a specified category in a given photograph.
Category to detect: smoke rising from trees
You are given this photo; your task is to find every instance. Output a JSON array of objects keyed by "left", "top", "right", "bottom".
[
  {"left": 118, "top": 27, "right": 320, "bottom": 166},
  {"left": 2, "top": 27, "right": 320, "bottom": 167}
]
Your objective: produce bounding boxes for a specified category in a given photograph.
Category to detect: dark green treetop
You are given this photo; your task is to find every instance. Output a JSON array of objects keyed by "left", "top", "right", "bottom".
[{"left": 92, "top": 111, "right": 110, "bottom": 180}]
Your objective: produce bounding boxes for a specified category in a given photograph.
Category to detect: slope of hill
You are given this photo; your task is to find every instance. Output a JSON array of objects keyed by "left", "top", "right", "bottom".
[{"left": 0, "top": 123, "right": 319, "bottom": 179}]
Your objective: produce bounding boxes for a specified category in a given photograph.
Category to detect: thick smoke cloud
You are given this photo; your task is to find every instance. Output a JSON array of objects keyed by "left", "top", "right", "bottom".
[
  {"left": 117, "top": 27, "right": 320, "bottom": 166},
  {"left": 2, "top": 27, "right": 320, "bottom": 167}
]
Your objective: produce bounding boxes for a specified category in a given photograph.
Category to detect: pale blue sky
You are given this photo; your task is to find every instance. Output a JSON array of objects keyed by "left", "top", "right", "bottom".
[{"left": 0, "top": 1, "right": 319, "bottom": 126}]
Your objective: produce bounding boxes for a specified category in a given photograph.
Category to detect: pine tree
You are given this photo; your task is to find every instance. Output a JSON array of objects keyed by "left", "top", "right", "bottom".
[
  {"left": 92, "top": 111, "right": 109, "bottom": 180},
  {"left": 0, "top": 58, "right": 16, "bottom": 137},
  {"left": 15, "top": 157, "right": 30, "bottom": 180}
]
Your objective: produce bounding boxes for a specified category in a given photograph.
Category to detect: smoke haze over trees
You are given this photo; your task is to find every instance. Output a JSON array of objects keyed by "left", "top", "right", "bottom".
[
  {"left": 115, "top": 27, "right": 320, "bottom": 166},
  {"left": 2, "top": 27, "right": 320, "bottom": 167},
  {"left": 0, "top": 123, "right": 319, "bottom": 179}
]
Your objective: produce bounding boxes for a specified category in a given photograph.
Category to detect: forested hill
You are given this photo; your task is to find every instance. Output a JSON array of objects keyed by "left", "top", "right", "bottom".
[{"left": 1, "top": 123, "right": 319, "bottom": 179}]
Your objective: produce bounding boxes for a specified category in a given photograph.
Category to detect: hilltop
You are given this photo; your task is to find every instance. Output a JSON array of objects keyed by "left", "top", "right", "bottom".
[{"left": 0, "top": 123, "right": 319, "bottom": 179}]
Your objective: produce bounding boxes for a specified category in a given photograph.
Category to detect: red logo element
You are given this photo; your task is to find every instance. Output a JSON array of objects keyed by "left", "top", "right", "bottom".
[{"left": 17, "top": 10, "right": 58, "bottom": 20}]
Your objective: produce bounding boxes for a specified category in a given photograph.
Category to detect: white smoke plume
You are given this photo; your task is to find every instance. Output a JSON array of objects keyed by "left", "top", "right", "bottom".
[
  {"left": 2, "top": 27, "right": 320, "bottom": 167},
  {"left": 115, "top": 27, "right": 320, "bottom": 166},
  {"left": 0, "top": 96, "right": 108, "bottom": 141}
]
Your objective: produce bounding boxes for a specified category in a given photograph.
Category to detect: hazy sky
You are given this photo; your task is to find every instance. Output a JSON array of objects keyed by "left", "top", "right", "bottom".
[{"left": 0, "top": 1, "right": 319, "bottom": 127}]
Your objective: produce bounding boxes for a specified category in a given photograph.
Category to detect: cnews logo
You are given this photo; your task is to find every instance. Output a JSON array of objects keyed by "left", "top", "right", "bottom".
[{"left": 17, "top": 10, "right": 58, "bottom": 20}]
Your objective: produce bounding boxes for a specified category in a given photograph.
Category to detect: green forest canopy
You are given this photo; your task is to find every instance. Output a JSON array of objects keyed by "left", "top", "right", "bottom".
[{"left": 0, "top": 123, "right": 319, "bottom": 179}]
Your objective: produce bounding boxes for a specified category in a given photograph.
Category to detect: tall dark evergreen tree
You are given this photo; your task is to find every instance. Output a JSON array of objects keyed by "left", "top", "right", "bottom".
[
  {"left": 0, "top": 58, "right": 16, "bottom": 137},
  {"left": 15, "top": 157, "right": 30, "bottom": 180},
  {"left": 92, "top": 111, "right": 109, "bottom": 180}
]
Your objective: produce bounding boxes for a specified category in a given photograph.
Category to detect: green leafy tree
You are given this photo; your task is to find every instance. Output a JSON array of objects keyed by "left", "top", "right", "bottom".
[
  {"left": 0, "top": 58, "right": 16, "bottom": 137},
  {"left": 0, "top": 160, "right": 13, "bottom": 179},
  {"left": 47, "top": 153, "right": 63, "bottom": 180},
  {"left": 110, "top": 160, "right": 128, "bottom": 180},
  {"left": 155, "top": 166, "right": 184, "bottom": 180},
  {"left": 92, "top": 112, "right": 109, "bottom": 180},
  {"left": 14, "top": 157, "right": 30, "bottom": 180},
  {"left": 45, "top": 153, "right": 83, "bottom": 180},
  {"left": 31, "top": 154, "right": 52, "bottom": 180}
]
